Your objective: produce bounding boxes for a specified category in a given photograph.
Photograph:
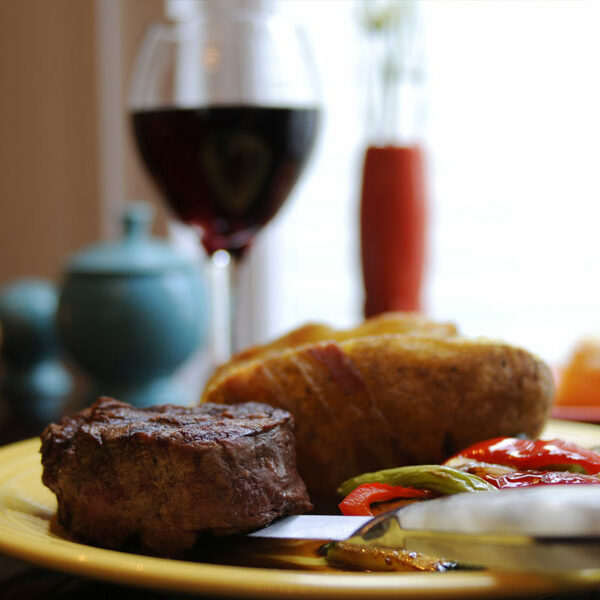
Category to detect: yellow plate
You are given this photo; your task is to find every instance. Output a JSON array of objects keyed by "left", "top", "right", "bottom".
[{"left": 0, "top": 420, "right": 599, "bottom": 599}]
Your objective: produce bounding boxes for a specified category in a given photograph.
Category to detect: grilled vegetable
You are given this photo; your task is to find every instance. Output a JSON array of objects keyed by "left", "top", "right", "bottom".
[
  {"left": 481, "top": 469, "right": 600, "bottom": 488},
  {"left": 338, "top": 482, "right": 433, "bottom": 516},
  {"left": 451, "top": 437, "right": 600, "bottom": 475},
  {"left": 325, "top": 541, "right": 458, "bottom": 572},
  {"left": 337, "top": 464, "right": 494, "bottom": 498}
]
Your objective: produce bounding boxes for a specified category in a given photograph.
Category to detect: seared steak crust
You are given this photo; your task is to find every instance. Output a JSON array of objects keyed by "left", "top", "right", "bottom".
[{"left": 40, "top": 398, "right": 311, "bottom": 556}]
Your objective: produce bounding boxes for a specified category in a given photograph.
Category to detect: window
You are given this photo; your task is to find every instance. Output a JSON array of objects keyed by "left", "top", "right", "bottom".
[{"left": 258, "top": 0, "right": 600, "bottom": 366}]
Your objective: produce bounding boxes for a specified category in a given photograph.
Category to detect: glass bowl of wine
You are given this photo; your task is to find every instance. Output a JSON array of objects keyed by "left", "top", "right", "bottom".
[{"left": 129, "top": 0, "right": 320, "bottom": 363}]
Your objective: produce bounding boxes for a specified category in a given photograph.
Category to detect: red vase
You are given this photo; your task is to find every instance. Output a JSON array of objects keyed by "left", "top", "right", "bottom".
[{"left": 360, "top": 144, "right": 427, "bottom": 318}]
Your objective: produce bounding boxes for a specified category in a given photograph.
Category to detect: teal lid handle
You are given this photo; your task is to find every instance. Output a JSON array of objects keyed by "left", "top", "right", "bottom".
[{"left": 123, "top": 202, "right": 154, "bottom": 241}]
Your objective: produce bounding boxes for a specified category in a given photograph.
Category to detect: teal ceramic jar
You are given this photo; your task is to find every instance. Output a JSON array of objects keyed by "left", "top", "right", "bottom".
[
  {"left": 0, "top": 278, "right": 72, "bottom": 424},
  {"left": 57, "top": 203, "right": 207, "bottom": 407}
]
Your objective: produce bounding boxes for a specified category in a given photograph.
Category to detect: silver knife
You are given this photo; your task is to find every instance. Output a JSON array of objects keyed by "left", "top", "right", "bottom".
[
  {"left": 248, "top": 514, "right": 371, "bottom": 540},
  {"left": 251, "top": 486, "right": 600, "bottom": 573},
  {"left": 343, "top": 485, "right": 600, "bottom": 573}
]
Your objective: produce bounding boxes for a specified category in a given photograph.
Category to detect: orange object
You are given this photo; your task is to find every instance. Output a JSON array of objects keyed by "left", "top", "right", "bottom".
[
  {"left": 555, "top": 338, "right": 600, "bottom": 406},
  {"left": 360, "top": 145, "right": 427, "bottom": 318}
]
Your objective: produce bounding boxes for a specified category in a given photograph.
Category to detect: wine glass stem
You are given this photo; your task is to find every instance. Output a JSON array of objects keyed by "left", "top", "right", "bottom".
[{"left": 209, "top": 249, "right": 238, "bottom": 366}]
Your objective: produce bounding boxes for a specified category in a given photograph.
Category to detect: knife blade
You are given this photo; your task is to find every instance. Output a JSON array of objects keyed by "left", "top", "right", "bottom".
[
  {"left": 250, "top": 487, "right": 600, "bottom": 572},
  {"left": 248, "top": 515, "right": 371, "bottom": 540},
  {"left": 342, "top": 485, "right": 600, "bottom": 573}
]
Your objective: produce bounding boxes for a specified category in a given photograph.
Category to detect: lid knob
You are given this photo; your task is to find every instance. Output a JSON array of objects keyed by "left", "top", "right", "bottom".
[
  {"left": 123, "top": 202, "right": 154, "bottom": 242},
  {"left": 64, "top": 201, "right": 195, "bottom": 274}
]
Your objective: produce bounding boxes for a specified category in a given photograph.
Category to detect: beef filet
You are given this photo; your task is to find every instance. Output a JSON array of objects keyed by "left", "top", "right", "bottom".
[{"left": 40, "top": 397, "right": 312, "bottom": 556}]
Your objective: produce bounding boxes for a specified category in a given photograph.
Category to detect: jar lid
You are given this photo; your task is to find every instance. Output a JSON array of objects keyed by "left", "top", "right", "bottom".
[{"left": 66, "top": 203, "right": 194, "bottom": 275}]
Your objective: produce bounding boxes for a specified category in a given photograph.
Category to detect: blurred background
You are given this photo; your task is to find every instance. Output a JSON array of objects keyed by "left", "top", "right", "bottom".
[{"left": 1, "top": 0, "right": 600, "bottom": 382}]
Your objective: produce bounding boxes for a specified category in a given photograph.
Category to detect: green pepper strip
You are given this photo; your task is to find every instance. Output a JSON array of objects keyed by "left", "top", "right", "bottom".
[{"left": 337, "top": 464, "right": 495, "bottom": 498}]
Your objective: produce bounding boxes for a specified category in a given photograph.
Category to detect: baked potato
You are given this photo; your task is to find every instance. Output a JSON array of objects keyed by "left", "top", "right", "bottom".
[{"left": 202, "top": 314, "right": 553, "bottom": 511}]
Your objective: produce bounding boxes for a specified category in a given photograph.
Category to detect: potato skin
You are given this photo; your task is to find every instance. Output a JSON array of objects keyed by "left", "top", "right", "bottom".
[
  {"left": 202, "top": 327, "right": 553, "bottom": 511},
  {"left": 207, "top": 312, "right": 457, "bottom": 387}
]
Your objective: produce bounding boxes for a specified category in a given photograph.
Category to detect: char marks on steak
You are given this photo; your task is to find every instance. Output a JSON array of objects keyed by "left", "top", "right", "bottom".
[{"left": 40, "top": 397, "right": 312, "bottom": 556}]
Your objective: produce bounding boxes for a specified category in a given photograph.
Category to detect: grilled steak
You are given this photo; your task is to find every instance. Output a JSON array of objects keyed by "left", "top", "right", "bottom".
[{"left": 40, "top": 397, "right": 312, "bottom": 556}]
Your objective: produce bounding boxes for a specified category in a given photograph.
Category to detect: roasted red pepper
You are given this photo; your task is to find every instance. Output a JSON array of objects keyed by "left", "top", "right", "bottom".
[
  {"left": 338, "top": 482, "right": 432, "bottom": 516},
  {"left": 452, "top": 437, "right": 600, "bottom": 475},
  {"left": 480, "top": 469, "right": 600, "bottom": 489}
]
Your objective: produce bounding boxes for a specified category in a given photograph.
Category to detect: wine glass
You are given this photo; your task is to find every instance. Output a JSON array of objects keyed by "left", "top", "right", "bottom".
[{"left": 129, "top": 1, "right": 320, "bottom": 364}]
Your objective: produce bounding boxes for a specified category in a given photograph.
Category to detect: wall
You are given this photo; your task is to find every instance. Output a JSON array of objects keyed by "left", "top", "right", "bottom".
[
  {"left": 0, "top": 0, "right": 166, "bottom": 286},
  {"left": 0, "top": 0, "right": 100, "bottom": 282}
]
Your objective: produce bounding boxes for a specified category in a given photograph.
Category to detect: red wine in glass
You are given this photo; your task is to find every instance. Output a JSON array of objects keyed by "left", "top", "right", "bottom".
[
  {"left": 132, "top": 105, "right": 320, "bottom": 258},
  {"left": 129, "top": 5, "right": 321, "bottom": 363}
]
